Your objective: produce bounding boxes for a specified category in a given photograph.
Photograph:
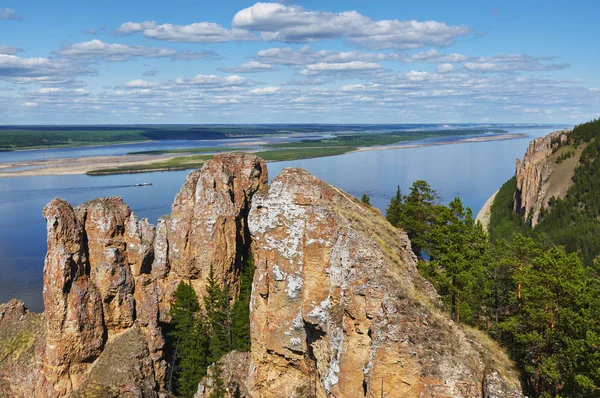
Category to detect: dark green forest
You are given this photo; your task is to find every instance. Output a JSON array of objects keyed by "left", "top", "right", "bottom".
[{"left": 388, "top": 179, "right": 600, "bottom": 397}]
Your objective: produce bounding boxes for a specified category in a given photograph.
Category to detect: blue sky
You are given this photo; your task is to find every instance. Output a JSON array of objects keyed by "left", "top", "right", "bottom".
[{"left": 1, "top": 0, "right": 599, "bottom": 124}]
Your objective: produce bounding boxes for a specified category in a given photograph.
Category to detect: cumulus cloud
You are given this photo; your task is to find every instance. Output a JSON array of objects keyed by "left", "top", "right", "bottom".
[
  {"left": 251, "top": 86, "right": 280, "bottom": 94},
  {"left": 255, "top": 46, "right": 387, "bottom": 66},
  {"left": 123, "top": 79, "right": 160, "bottom": 88},
  {"left": 116, "top": 20, "right": 256, "bottom": 43},
  {"left": 0, "top": 54, "right": 93, "bottom": 84},
  {"left": 302, "top": 61, "right": 381, "bottom": 75},
  {"left": 173, "top": 74, "right": 259, "bottom": 89},
  {"left": 0, "top": 46, "right": 22, "bottom": 55},
  {"left": 232, "top": 2, "right": 469, "bottom": 49},
  {"left": 57, "top": 40, "right": 218, "bottom": 62},
  {"left": 436, "top": 63, "right": 454, "bottom": 74},
  {"left": 0, "top": 8, "right": 19, "bottom": 20},
  {"left": 464, "top": 54, "right": 568, "bottom": 73},
  {"left": 219, "top": 60, "right": 275, "bottom": 73},
  {"left": 395, "top": 49, "right": 468, "bottom": 63}
]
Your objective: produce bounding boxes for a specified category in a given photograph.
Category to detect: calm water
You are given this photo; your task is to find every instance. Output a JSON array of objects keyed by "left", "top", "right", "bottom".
[{"left": 0, "top": 126, "right": 560, "bottom": 311}]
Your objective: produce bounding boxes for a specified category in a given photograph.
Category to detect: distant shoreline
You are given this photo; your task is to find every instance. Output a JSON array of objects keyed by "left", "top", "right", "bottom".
[{"left": 0, "top": 133, "right": 526, "bottom": 178}]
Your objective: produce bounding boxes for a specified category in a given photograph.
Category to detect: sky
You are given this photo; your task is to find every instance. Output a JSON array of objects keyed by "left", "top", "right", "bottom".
[{"left": 0, "top": 0, "right": 599, "bottom": 124}]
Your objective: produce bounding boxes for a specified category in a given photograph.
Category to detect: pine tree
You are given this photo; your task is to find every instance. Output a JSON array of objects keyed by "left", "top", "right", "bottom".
[
  {"left": 204, "top": 265, "right": 232, "bottom": 363},
  {"left": 361, "top": 193, "right": 371, "bottom": 205},
  {"left": 232, "top": 254, "right": 255, "bottom": 352},
  {"left": 385, "top": 186, "right": 403, "bottom": 227},
  {"left": 169, "top": 281, "right": 210, "bottom": 398}
]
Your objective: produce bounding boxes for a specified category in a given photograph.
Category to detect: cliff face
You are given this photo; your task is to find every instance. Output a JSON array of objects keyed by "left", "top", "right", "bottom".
[
  {"left": 1, "top": 153, "right": 523, "bottom": 397},
  {"left": 242, "top": 168, "right": 522, "bottom": 398},
  {"left": 514, "top": 129, "right": 570, "bottom": 226},
  {"left": 152, "top": 153, "right": 267, "bottom": 321}
]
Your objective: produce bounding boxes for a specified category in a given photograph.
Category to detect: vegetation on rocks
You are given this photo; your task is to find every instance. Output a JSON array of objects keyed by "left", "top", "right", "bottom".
[
  {"left": 388, "top": 179, "right": 600, "bottom": 397},
  {"left": 168, "top": 257, "right": 254, "bottom": 397}
]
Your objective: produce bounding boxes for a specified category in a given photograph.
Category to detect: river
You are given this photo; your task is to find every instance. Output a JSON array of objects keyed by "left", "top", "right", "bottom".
[{"left": 0, "top": 126, "right": 562, "bottom": 311}]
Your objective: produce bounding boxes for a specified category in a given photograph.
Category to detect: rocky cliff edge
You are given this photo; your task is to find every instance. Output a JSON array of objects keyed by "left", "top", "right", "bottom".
[{"left": 1, "top": 152, "right": 522, "bottom": 397}]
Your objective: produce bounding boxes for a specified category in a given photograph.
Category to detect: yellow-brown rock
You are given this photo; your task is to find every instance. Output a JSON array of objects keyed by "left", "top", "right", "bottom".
[
  {"left": 1, "top": 153, "right": 525, "bottom": 398},
  {"left": 246, "top": 168, "right": 523, "bottom": 398},
  {"left": 514, "top": 129, "right": 570, "bottom": 226},
  {"left": 153, "top": 152, "right": 267, "bottom": 319}
]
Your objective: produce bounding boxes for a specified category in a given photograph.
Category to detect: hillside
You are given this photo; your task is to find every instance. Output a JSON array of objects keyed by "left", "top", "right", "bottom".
[{"left": 490, "top": 118, "right": 600, "bottom": 265}]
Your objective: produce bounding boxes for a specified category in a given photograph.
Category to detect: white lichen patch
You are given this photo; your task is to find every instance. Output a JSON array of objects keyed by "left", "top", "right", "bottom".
[
  {"left": 273, "top": 264, "right": 287, "bottom": 281},
  {"left": 290, "top": 337, "right": 302, "bottom": 347},
  {"left": 324, "top": 327, "right": 344, "bottom": 391},
  {"left": 286, "top": 273, "right": 303, "bottom": 299},
  {"left": 307, "top": 298, "right": 331, "bottom": 326},
  {"left": 292, "top": 310, "right": 304, "bottom": 329}
]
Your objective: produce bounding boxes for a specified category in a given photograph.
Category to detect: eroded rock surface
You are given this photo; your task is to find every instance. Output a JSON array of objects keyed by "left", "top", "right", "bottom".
[
  {"left": 153, "top": 152, "right": 267, "bottom": 320},
  {"left": 1, "top": 153, "right": 524, "bottom": 397},
  {"left": 246, "top": 168, "right": 524, "bottom": 398},
  {"left": 0, "top": 300, "right": 46, "bottom": 397},
  {"left": 514, "top": 129, "right": 570, "bottom": 226}
]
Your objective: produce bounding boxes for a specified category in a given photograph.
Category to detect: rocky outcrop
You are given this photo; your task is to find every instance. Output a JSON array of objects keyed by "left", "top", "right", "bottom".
[
  {"left": 0, "top": 152, "right": 267, "bottom": 397},
  {"left": 244, "top": 168, "right": 523, "bottom": 398},
  {"left": 1, "top": 152, "right": 523, "bottom": 397},
  {"left": 42, "top": 197, "right": 165, "bottom": 397},
  {"left": 514, "top": 129, "right": 570, "bottom": 226},
  {"left": 153, "top": 152, "right": 268, "bottom": 320}
]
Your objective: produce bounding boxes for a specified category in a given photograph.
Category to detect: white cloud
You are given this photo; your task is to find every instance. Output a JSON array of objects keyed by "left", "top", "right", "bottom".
[
  {"left": 123, "top": 79, "right": 160, "bottom": 88},
  {"left": 396, "top": 49, "right": 468, "bottom": 63},
  {"left": 233, "top": 2, "right": 469, "bottom": 49},
  {"left": 251, "top": 86, "right": 280, "bottom": 94},
  {"left": 256, "top": 46, "right": 387, "bottom": 66},
  {"left": 23, "top": 101, "right": 38, "bottom": 107},
  {"left": 219, "top": 60, "right": 274, "bottom": 73},
  {"left": 174, "top": 74, "right": 258, "bottom": 89},
  {"left": 464, "top": 55, "right": 568, "bottom": 73},
  {"left": 0, "top": 8, "right": 19, "bottom": 20},
  {"left": 0, "top": 46, "right": 22, "bottom": 55},
  {"left": 58, "top": 40, "right": 169, "bottom": 61},
  {"left": 436, "top": 63, "right": 454, "bottom": 74},
  {"left": 116, "top": 21, "right": 157, "bottom": 34},
  {"left": 116, "top": 20, "right": 256, "bottom": 43},
  {"left": 57, "top": 40, "right": 217, "bottom": 62},
  {"left": 303, "top": 61, "right": 381, "bottom": 74},
  {"left": 0, "top": 54, "right": 92, "bottom": 84}
]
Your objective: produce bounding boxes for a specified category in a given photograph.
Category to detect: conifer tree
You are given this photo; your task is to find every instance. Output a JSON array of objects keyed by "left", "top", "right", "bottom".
[
  {"left": 204, "top": 265, "right": 232, "bottom": 363},
  {"left": 169, "top": 281, "right": 209, "bottom": 398},
  {"left": 232, "top": 254, "right": 255, "bottom": 352},
  {"left": 385, "top": 186, "right": 403, "bottom": 227},
  {"left": 361, "top": 193, "right": 371, "bottom": 205}
]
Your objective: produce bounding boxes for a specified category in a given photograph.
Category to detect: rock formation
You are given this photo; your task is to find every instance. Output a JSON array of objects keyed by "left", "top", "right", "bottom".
[
  {"left": 514, "top": 129, "right": 570, "bottom": 226},
  {"left": 1, "top": 152, "right": 524, "bottom": 397},
  {"left": 242, "top": 168, "right": 523, "bottom": 398},
  {"left": 152, "top": 153, "right": 267, "bottom": 320}
]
